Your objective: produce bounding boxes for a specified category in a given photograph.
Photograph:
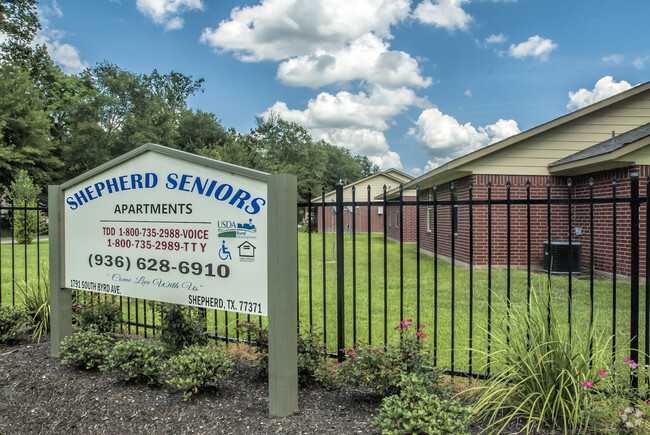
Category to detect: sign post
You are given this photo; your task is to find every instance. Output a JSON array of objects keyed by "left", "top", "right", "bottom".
[{"left": 49, "top": 143, "right": 298, "bottom": 416}]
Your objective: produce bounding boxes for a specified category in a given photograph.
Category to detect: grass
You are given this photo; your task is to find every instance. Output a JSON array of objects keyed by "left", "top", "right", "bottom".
[
  {"left": 2, "top": 233, "right": 646, "bottom": 376},
  {"left": 297, "top": 231, "right": 645, "bottom": 375}
]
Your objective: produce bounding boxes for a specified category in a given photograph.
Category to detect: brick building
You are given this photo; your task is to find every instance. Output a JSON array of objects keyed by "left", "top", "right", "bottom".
[
  {"left": 312, "top": 169, "right": 415, "bottom": 240},
  {"left": 389, "top": 81, "right": 650, "bottom": 276}
]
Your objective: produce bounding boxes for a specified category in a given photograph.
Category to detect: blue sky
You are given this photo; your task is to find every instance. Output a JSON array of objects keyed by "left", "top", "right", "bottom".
[{"left": 33, "top": 0, "right": 650, "bottom": 176}]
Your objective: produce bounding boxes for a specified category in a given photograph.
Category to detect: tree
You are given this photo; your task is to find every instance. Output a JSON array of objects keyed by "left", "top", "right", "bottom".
[
  {"left": 0, "top": 62, "right": 59, "bottom": 192},
  {"left": 248, "top": 114, "right": 373, "bottom": 203},
  {"left": 174, "top": 109, "right": 230, "bottom": 153},
  {"left": 7, "top": 169, "right": 45, "bottom": 244},
  {"left": 0, "top": 0, "right": 39, "bottom": 45}
]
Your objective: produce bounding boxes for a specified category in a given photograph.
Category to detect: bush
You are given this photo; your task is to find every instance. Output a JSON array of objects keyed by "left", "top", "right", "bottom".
[
  {"left": 76, "top": 296, "right": 122, "bottom": 333},
  {"left": 467, "top": 284, "right": 609, "bottom": 434},
  {"left": 297, "top": 326, "right": 328, "bottom": 387},
  {"left": 159, "top": 304, "right": 207, "bottom": 352},
  {"left": 374, "top": 373, "right": 473, "bottom": 435},
  {"left": 236, "top": 321, "right": 269, "bottom": 379},
  {"left": 0, "top": 305, "right": 30, "bottom": 344},
  {"left": 339, "top": 320, "right": 440, "bottom": 397},
  {"left": 60, "top": 328, "right": 113, "bottom": 370},
  {"left": 102, "top": 338, "right": 167, "bottom": 384},
  {"left": 16, "top": 263, "right": 50, "bottom": 342},
  {"left": 167, "top": 343, "right": 233, "bottom": 400},
  {"left": 237, "top": 321, "right": 333, "bottom": 387}
]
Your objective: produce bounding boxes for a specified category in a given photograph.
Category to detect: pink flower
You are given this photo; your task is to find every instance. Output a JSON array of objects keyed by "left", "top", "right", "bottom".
[
  {"left": 598, "top": 370, "right": 607, "bottom": 376},
  {"left": 422, "top": 334, "right": 427, "bottom": 338},
  {"left": 419, "top": 325, "right": 425, "bottom": 329},
  {"left": 331, "top": 370, "right": 337, "bottom": 375},
  {"left": 407, "top": 318, "right": 412, "bottom": 322},
  {"left": 76, "top": 304, "right": 82, "bottom": 308},
  {"left": 624, "top": 357, "right": 633, "bottom": 363},
  {"left": 646, "top": 400, "right": 650, "bottom": 405},
  {"left": 349, "top": 349, "right": 356, "bottom": 356},
  {"left": 582, "top": 381, "right": 593, "bottom": 388},
  {"left": 337, "top": 362, "right": 342, "bottom": 367},
  {"left": 630, "top": 362, "right": 639, "bottom": 369},
  {"left": 394, "top": 326, "right": 400, "bottom": 330}
]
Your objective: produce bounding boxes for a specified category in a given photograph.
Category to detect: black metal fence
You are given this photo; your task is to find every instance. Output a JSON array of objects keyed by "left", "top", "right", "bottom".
[
  {"left": 1, "top": 173, "right": 648, "bottom": 379},
  {"left": 298, "top": 173, "right": 649, "bottom": 378}
]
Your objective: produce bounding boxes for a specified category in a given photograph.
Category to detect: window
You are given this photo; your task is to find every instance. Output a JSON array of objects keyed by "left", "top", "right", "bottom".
[
  {"left": 426, "top": 207, "right": 432, "bottom": 233},
  {"left": 396, "top": 210, "right": 400, "bottom": 228}
]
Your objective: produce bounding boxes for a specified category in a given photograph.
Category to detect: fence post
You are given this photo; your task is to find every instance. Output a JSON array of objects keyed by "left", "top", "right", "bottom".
[
  {"left": 630, "top": 173, "right": 640, "bottom": 388},
  {"left": 48, "top": 185, "right": 72, "bottom": 358},
  {"left": 335, "top": 182, "right": 345, "bottom": 360}
]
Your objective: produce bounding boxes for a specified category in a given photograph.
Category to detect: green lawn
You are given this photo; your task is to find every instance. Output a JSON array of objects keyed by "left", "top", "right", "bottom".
[
  {"left": 297, "top": 232, "right": 646, "bottom": 374},
  {"left": 2, "top": 233, "right": 646, "bottom": 375}
]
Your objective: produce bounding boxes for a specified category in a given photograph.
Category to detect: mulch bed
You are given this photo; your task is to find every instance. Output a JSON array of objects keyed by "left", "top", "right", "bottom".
[
  {"left": 1, "top": 335, "right": 558, "bottom": 434},
  {"left": 0, "top": 336, "right": 382, "bottom": 434}
]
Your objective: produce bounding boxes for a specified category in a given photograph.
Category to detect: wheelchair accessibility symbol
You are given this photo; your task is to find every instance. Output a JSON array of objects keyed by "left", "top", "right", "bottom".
[{"left": 218, "top": 240, "right": 232, "bottom": 260}]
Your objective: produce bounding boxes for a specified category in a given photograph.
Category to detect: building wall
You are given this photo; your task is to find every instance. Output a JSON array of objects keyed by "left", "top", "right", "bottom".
[
  {"left": 416, "top": 168, "right": 648, "bottom": 277},
  {"left": 464, "top": 92, "right": 650, "bottom": 176},
  {"left": 314, "top": 204, "right": 387, "bottom": 234}
]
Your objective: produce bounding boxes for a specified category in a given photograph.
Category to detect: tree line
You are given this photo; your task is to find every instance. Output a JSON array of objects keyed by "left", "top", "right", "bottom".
[{"left": 0, "top": 0, "right": 378, "bottom": 205}]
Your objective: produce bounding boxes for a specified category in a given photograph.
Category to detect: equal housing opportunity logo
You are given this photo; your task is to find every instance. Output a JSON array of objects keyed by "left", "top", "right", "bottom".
[{"left": 217, "top": 219, "right": 257, "bottom": 238}]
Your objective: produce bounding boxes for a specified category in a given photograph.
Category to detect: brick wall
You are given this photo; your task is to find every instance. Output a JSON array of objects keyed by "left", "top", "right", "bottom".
[
  {"left": 416, "top": 168, "right": 648, "bottom": 277},
  {"left": 314, "top": 204, "right": 387, "bottom": 234}
]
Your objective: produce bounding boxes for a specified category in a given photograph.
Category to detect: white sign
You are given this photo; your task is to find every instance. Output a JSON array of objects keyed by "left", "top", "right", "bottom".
[{"left": 63, "top": 150, "right": 268, "bottom": 315}]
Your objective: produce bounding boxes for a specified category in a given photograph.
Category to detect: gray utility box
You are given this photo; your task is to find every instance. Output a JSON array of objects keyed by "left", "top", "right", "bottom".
[{"left": 543, "top": 240, "right": 582, "bottom": 275}]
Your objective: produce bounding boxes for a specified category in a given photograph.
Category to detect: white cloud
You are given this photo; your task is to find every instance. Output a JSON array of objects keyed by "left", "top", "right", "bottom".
[
  {"left": 508, "top": 35, "right": 557, "bottom": 61},
  {"left": 262, "top": 85, "right": 428, "bottom": 169},
  {"left": 602, "top": 54, "right": 623, "bottom": 64},
  {"left": 633, "top": 56, "right": 649, "bottom": 70},
  {"left": 265, "top": 85, "right": 427, "bottom": 131},
  {"left": 136, "top": 0, "right": 204, "bottom": 31},
  {"left": 483, "top": 118, "right": 520, "bottom": 144},
  {"left": 277, "top": 33, "right": 431, "bottom": 88},
  {"left": 47, "top": 41, "right": 88, "bottom": 73},
  {"left": 32, "top": 5, "right": 88, "bottom": 74},
  {"left": 566, "top": 76, "right": 633, "bottom": 110},
  {"left": 200, "top": 0, "right": 410, "bottom": 62},
  {"left": 464, "top": 89, "right": 472, "bottom": 97},
  {"left": 413, "top": 0, "right": 472, "bottom": 31},
  {"left": 410, "top": 107, "right": 519, "bottom": 161},
  {"left": 485, "top": 33, "right": 506, "bottom": 44}
]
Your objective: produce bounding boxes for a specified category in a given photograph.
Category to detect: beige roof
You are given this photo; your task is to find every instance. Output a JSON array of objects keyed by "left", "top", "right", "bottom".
[{"left": 312, "top": 168, "right": 413, "bottom": 203}]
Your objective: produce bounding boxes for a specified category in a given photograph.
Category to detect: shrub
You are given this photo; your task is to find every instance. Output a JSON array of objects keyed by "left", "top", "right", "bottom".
[
  {"left": 236, "top": 321, "right": 269, "bottom": 379},
  {"left": 167, "top": 343, "right": 233, "bottom": 400},
  {"left": 374, "top": 373, "right": 473, "bottom": 435},
  {"left": 297, "top": 326, "right": 328, "bottom": 387},
  {"left": 0, "top": 305, "right": 29, "bottom": 344},
  {"left": 16, "top": 263, "right": 50, "bottom": 342},
  {"left": 60, "top": 328, "right": 113, "bottom": 370},
  {"left": 102, "top": 338, "right": 167, "bottom": 384},
  {"left": 583, "top": 357, "right": 650, "bottom": 432},
  {"left": 237, "top": 321, "right": 333, "bottom": 386},
  {"left": 339, "top": 320, "right": 440, "bottom": 397},
  {"left": 76, "top": 296, "right": 122, "bottom": 333},
  {"left": 158, "top": 304, "right": 207, "bottom": 352},
  {"left": 467, "top": 284, "right": 609, "bottom": 434}
]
